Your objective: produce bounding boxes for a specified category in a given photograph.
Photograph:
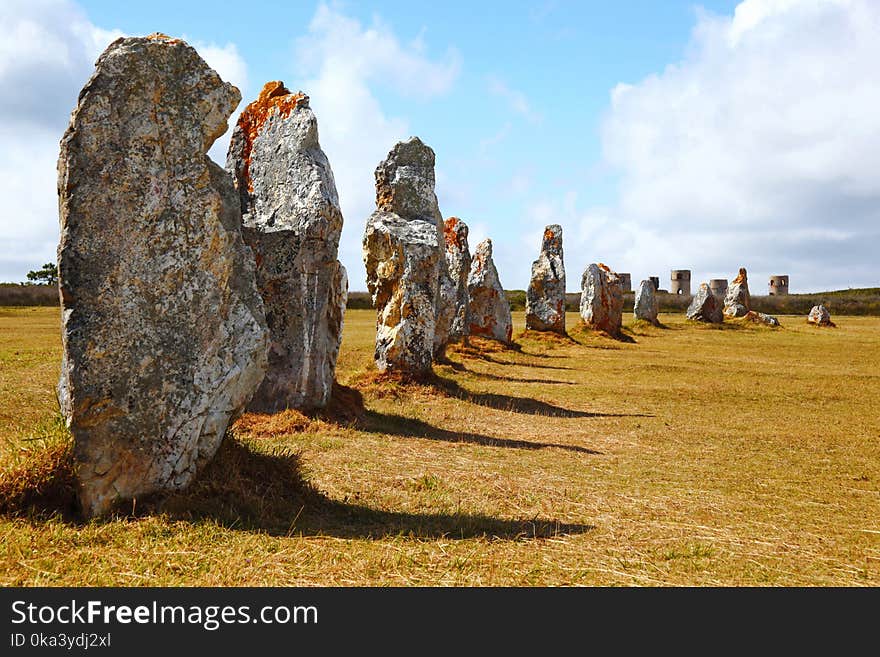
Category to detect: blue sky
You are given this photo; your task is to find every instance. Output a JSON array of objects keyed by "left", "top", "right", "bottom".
[{"left": 2, "top": 0, "right": 878, "bottom": 293}]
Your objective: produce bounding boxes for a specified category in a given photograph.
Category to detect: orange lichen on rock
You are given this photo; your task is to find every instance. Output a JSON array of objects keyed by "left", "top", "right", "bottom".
[
  {"left": 235, "top": 81, "right": 308, "bottom": 192},
  {"left": 146, "top": 33, "right": 181, "bottom": 45},
  {"left": 731, "top": 267, "right": 748, "bottom": 285},
  {"left": 444, "top": 217, "right": 465, "bottom": 248}
]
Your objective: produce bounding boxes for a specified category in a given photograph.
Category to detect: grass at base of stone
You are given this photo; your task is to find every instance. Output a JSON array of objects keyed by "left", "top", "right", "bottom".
[{"left": 1, "top": 308, "right": 880, "bottom": 586}]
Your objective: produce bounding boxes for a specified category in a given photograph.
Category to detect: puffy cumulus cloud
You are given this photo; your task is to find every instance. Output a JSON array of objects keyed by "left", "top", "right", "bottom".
[
  {"left": 599, "top": 0, "right": 880, "bottom": 292},
  {"left": 293, "top": 4, "right": 461, "bottom": 289},
  {"left": 0, "top": 1, "right": 248, "bottom": 282}
]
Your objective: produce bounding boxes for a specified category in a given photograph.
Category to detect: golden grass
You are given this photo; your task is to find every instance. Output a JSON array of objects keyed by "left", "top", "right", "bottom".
[{"left": 1, "top": 306, "right": 879, "bottom": 585}]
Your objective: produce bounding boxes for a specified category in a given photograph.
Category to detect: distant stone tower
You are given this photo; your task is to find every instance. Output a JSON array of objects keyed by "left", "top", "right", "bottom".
[
  {"left": 670, "top": 270, "right": 692, "bottom": 296},
  {"left": 649, "top": 276, "right": 660, "bottom": 292},
  {"left": 709, "top": 278, "right": 729, "bottom": 300},
  {"left": 769, "top": 275, "right": 789, "bottom": 295},
  {"left": 617, "top": 273, "right": 632, "bottom": 293}
]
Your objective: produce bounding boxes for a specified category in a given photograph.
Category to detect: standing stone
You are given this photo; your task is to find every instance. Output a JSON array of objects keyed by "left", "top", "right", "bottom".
[
  {"left": 633, "top": 279, "right": 659, "bottom": 325},
  {"left": 686, "top": 283, "right": 723, "bottom": 323},
  {"left": 226, "top": 81, "right": 346, "bottom": 411},
  {"left": 723, "top": 267, "right": 751, "bottom": 318},
  {"left": 579, "top": 263, "right": 623, "bottom": 336},
  {"left": 526, "top": 224, "right": 566, "bottom": 334},
  {"left": 57, "top": 35, "right": 269, "bottom": 518},
  {"left": 468, "top": 239, "right": 513, "bottom": 343},
  {"left": 441, "top": 217, "right": 472, "bottom": 342},
  {"left": 807, "top": 305, "right": 835, "bottom": 327},
  {"left": 363, "top": 138, "right": 443, "bottom": 374}
]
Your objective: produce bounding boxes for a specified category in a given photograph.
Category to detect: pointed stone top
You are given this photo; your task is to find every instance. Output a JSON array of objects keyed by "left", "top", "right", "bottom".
[
  {"left": 732, "top": 267, "right": 748, "bottom": 285},
  {"left": 232, "top": 81, "right": 309, "bottom": 193},
  {"left": 374, "top": 136, "right": 441, "bottom": 224},
  {"left": 444, "top": 217, "right": 469, "bottom": 249},
  {"left": 542, "top": 224, "right": 563, "bottom": 255}
]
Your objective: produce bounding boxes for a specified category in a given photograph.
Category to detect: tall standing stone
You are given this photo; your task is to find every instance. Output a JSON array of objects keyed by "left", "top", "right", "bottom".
[
  {"left": 526, "top": 224, "right": 566, "bottom": 334},
  {"left": 633, "top": 279, "right": 659, "bottom": 325},
  {"left": 723, "top": 267, "right": 751, "bottom": 318},
  {"left": 57, "top": 35, "right": 269, "bottom": 517},
  {"left": 579, "top": 263, "right": 623, "bottom": 336},
  {"left": 363, "top": 138, "right": 443, "bottom": 374},
  {"left": 467, "top": 239, "right": 513, "bottom": 344},
  {"left": 441, "top": 217, "right": 472, "bottom": 342},
  {"left": 227, "top": 81, "right": 346, "bottom": 411}
]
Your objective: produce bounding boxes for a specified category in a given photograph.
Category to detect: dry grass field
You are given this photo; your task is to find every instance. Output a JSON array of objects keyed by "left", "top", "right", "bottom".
[{"left": 1, "top": 305, "right": 879, "bottom": 586}]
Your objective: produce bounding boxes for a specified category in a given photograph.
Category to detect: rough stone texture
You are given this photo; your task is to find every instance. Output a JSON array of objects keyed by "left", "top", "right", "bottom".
[
  {"left": 468, "top": 239, "right": 513, "bottom": 343},
  {"left": 363, "top": 138, "right": 443, "bottom": 373},
  {"left": 808, "top": 304, "right": 835, "bottom": 327},
  {"left": 441, "top": 217, "right": 472, "bottom": 342},
  {"left": 227, "top": 81, "right": 346, "bottom": 411},
  {"left": 57, "top": 35, "right": 269, "bottom": 518},
  {"left": 526, "top": 224, "right": 566, "bottom": 334},
  {"left": 433, "top": 264, "right": 457, "bottom": 359},
  {"left": 723, "top": 267, "right": 751, "bottom": 318},
  {"left": 633, "top": 279, "right": 659, "bottom": 325},
  {"left": 579, "top": 263, "right": 623, "bottom": 336},
  {"left": 686, "top": 283, "right": 724, "bottom": 323}
]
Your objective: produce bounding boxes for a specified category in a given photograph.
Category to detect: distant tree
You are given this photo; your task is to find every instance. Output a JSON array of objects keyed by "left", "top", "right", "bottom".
[{"left": 25, "top": 263, "right": 58, "bottom": 286}]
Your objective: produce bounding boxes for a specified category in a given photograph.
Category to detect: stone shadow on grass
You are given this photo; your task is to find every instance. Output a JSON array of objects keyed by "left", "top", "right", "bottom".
[
  {"left": 0, "top": 438, "right": 594, "bottom": 539},
  {"left": 428, "top": 374, "right": 652, "bottom": 419},
  {"left": 442, "top": 359, "right": 577, "bottom": 386},
  {"left": 363, "top": 410, "right": 602, "bottom": 455}
]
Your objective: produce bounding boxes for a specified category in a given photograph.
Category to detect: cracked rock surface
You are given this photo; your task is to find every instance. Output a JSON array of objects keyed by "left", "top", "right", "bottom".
[
  {"left": 579, "top": 263, "right": 623, "bottom": 336},
  {"left": 227, "top": 81, "right": 346, "bottom": 411},
  {"left": 526, "top": 224, "right": 566, "bottom": 334},
  {"left": 363, "top": 138, "right": 443, "bottom": 374},
  {"left": 467, "top": 239, "right": 513, "bottom": 344},
  {"left": 57, "top": 35, "right": 268, "bottom": 517}
]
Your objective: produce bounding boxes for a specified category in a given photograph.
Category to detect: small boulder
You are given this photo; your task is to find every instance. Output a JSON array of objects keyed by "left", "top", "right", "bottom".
[
  {"left": 723, "top": 267, "right": 751, "bottom": 318},
  {"left": 687, "top": 283, "right": 724, "bottom": 323},
  {"left": 807, "top": 305, "right": 835, "bottom": 327},
  {"left": 633, "top": 279, "right": 659, "bottom": 325},
  {"left": 744, "top": 310, "right": 780, "bottom": 327},
  {"left": 468, "top": 239, "right": 513, "bottom": 343},
  {"left": 526, "top": 224, "right": 566, "bottom": 334},
  {"left": 579, "top": 263, "right": 623, "bottom": 336}
]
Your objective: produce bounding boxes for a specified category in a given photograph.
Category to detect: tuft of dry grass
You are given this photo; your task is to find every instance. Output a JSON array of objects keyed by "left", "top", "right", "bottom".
[{"left": 0, "top": 414, "right": 77, "bottom": 519}]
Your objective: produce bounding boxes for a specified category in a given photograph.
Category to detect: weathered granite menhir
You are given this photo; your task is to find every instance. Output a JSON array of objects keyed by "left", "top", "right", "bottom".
[
  {"left": 363, "top": 137, "right": 445, "bottom": 374},
  {"left": 686, "top": 283, "right": 723, "bottom": 323},
  {"left": 57, "top": 35, "right": 268, "bottom": 517},
  {"left": 579, "top": 263, "right": 623, "bottom": 336},
  {"left": 526, "top": 224, "right": 566, "bottom": 334},
  {"left": 441, "top": 217, "right": 472, "bottom": 342},
  {"left": 633, "top": 279, "right": 659, "bottom": 325},
  {"left": 468, "top": 239, "right": 513, "bottom": 343},
  {"left": 227, "top": 81, "right": 347, "bottom": 411}
]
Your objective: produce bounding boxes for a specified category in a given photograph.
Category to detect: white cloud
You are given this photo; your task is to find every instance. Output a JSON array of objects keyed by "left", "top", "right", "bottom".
[
  {"left": 293, "top": 4, "right": 461, "bottom": 289},
  {"left": 598, "top": 0, "right": 880, "bottom": 292},
  {"left": 0, "top": 1, "right": 248, "bottom": 282}
]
